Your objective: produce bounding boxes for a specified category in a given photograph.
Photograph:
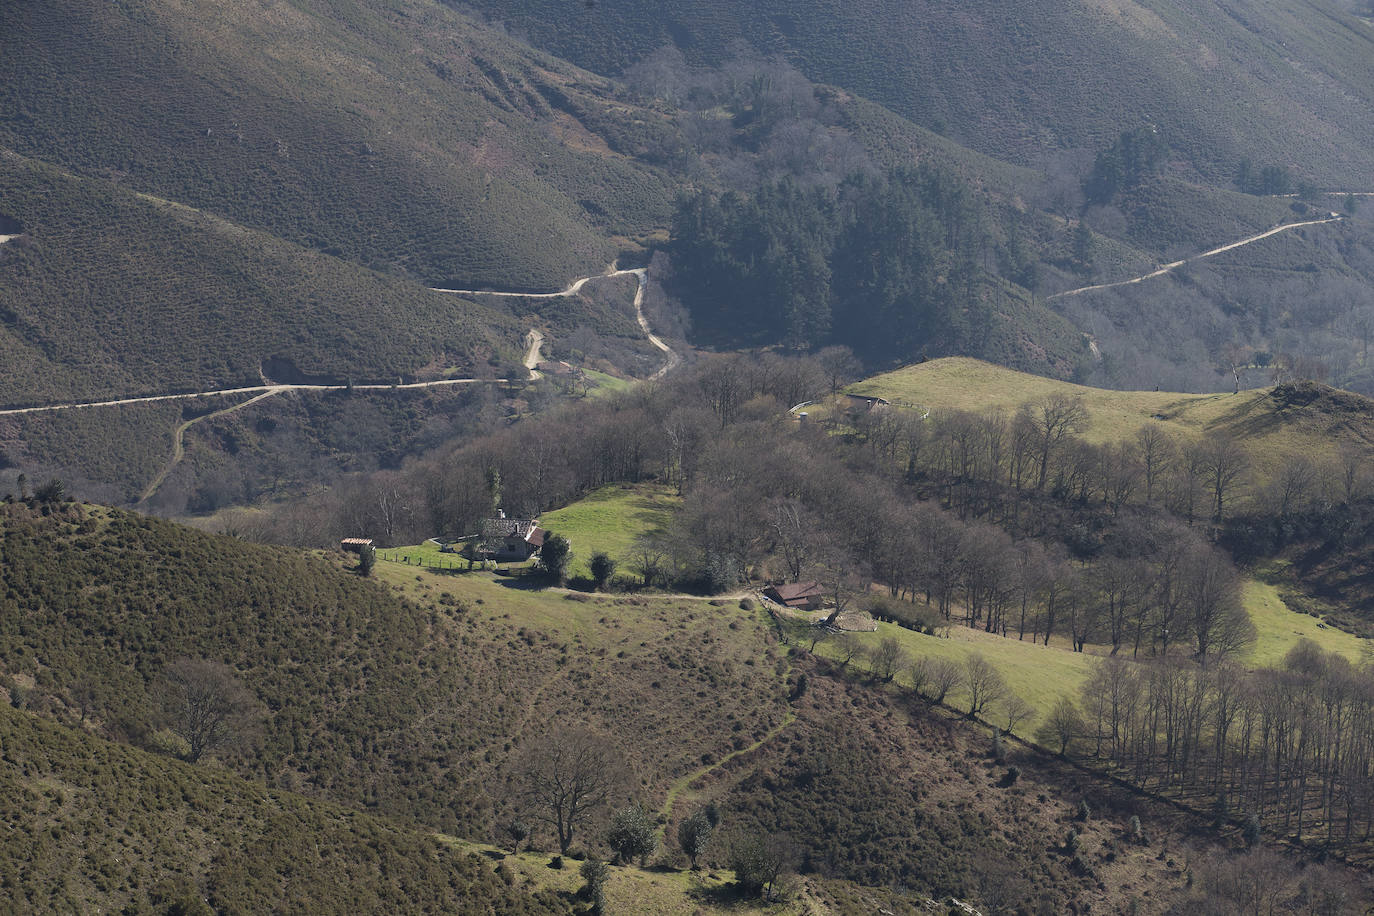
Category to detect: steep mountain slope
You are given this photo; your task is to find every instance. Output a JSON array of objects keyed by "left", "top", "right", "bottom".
[
  {"left": 0, "top": 705, "right": 570, "bottom": 915},
  {"left": 0, "top": 152, "right": 522, "bottom": 406},
  {"left": 455, "top": 0, "right": 1374, "bottom": 185},
  {"left": 0, "top": 0, "right": 676, "bottom": 290}
]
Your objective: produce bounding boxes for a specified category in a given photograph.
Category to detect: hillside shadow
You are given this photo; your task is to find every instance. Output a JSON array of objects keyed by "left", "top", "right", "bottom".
[{"left": 494, "top": 573, "right": 556, "bottom": 592}]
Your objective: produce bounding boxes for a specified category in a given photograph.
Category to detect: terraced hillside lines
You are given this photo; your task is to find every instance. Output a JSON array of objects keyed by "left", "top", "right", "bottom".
[{"left": 1048, "top": 214, "right": 1347, "bottom": 301}]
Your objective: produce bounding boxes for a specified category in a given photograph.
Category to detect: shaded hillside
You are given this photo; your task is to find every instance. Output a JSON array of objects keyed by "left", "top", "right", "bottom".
[
  {"left": 455, "top": 0, "right": 1374, "bottom": 185},
  {"left": 0, "top": 0, "right": 677, "bottom": 290},
  {"left": 0, "top": 153, "right": 528, "bottom": 406},
  {"left": 0, "top": 705, "right": 571, "bottom": 915}
]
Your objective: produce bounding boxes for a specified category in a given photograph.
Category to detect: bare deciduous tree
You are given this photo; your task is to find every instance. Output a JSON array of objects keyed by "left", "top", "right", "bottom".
[
  {"left": 964, "top": 653, "right": 1007, "bottom": 719},
  {"left": 157, "top": 658, "right": 256, "bottom": 764},
  {"left": 1000, "top": 694, "right": 1036, "bottom": 736},
  {"left": 518, "top": 728, "right": 627, "bottom": 854},
  {"left": 1020, "top": 395, "right": 1091, "bottom": 492}
]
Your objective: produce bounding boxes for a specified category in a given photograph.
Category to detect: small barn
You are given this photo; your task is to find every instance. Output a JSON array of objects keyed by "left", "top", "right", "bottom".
[
  {"left": 340, "top": 537, "right": 373, "bottom": 554},
  {"left": 764, "top": 581, "right": 826, "bottom": 610}
]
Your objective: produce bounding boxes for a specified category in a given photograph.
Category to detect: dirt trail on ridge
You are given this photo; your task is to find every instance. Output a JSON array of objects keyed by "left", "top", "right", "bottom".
[{"left": 1049, "top": 214, "right": 1345, "bottom": 300}]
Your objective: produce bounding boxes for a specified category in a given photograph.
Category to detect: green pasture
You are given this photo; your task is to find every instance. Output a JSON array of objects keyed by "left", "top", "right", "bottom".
[
  {"left": 848, "top": 357, "right": 1370, "bottom": 479},
  {"left": 539, "top": 484, "right": 679, "bottom": 582}
]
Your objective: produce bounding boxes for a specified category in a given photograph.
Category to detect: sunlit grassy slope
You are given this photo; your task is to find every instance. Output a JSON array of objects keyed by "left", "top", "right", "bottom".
[
  {"left": 539, "top": 484, "right": 679, "bottom": 580},
  {"left": 849, "top": 358, "right": 1374, "bottom": 478},
  {"left": 812, "top": 577, "right": 1367, "bottom": 733}
]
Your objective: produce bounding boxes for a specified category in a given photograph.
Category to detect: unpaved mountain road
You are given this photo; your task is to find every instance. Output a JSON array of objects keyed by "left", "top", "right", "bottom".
[
  {"left": 432, "top": 264, "right": 678, "bottom": 379},
  {"left": 625, "top": 267, "right": 681, "bottom": 380},
  {"left": 524, "top": 329, "right": 544, "bottom": 379},
  {"left": 0, "top": 264, "right": 673, "bottom": 417},
  {"left": 136, "top": 388, "right": 282, "bottom": 505},
  {"left": 1048, "top": 214, "right": 1346, "bottom": 300}
]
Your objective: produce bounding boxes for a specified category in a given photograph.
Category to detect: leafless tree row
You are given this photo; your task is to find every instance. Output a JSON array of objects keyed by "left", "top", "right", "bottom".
[
  {"left": 1069, "top": 642, "right": 1374, "bottom": 854},
  {"left": 849, "top": 393, "right": 1372, "bottom": 527}
]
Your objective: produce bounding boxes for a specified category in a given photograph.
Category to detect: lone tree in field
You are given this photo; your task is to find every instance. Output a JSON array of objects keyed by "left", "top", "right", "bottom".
[
  {"left": 677, "top": 809, "right": 715, "bottom": 870},
  {"left": 540, "top": 532, "right": 572, "bottom": 584},
  {"left": 518, "top": 727, "right": 625, "bottom": 854},
  {"left": 606, "top": 802, "right": 657, "bottom": 865},
  {"left": 964, "top": 653, "right": 1007, "bottom": 719},
  {"left": 157, "top": 658, "right": 256, "bottom": 764},
  {"left": 590, "top": 552, "right": 617, "bottom": 591}
]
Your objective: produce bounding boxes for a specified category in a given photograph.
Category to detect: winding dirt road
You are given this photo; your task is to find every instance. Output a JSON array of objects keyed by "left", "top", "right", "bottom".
[
  {"left": 523, "top": 329, "right": 544, "bottom": 379},
  {"left": 1048, "top": 214, "right": 1345, "bottom": 301},
  {"left": 137, "top": 388, "right": 282, "bottom": 505},
  {"left": 625, "top": 267, "right": 681, "bottom": 380},
  {"left": 4, "top": 264, "right": 678, "bottom": 501},
  {"left": 2, "top": 265, "right": 675, "bottom": 419},
  {"left": 432, "top": 264, "right": 678, "bottom": 380}
]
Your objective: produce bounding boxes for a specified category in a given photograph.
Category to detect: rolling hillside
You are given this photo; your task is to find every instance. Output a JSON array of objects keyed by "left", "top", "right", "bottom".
[
  {"left": 0, "top": 705, "right": 570, "bottom": 915},
  {"left": 849, "top": 356, "right": 1374, "bottom": 476},
  {"left": 0, "top": 152, "right": 524, "bottom": 407},
  {"left": 8, "top": 499, "right": 1366, "bottom": 911},
  {"left": 455, "top": 0, "right": 1374, "bottom": 186},
  {"left": 0, "top": 0, "right": 677, "bottom": 291}
]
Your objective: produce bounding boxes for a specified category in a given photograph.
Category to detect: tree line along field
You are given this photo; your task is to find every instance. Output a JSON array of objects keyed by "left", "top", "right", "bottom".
[
  {"left": 252, "top": 346, "right": 1374, "bottom": 852},
  {"left": 849, "top": 357, "right": 1374, "bottom": 480}
]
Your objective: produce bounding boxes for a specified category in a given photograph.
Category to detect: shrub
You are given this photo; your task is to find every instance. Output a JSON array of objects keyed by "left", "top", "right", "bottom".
[
  {"left": 676, "top": 810, "right": 714, "bottom": 870},
  {"left": 589, "top": 552, "right": 616, "bottom": 590},
  {"left": 579, "top": 857, "right": 609, "bottom": 913},
  {"left": 606, "top": 803, "right": 656, "bottom": 866},
  {"left": 506, "top": 819, "right": 530, "bottom": 853}
]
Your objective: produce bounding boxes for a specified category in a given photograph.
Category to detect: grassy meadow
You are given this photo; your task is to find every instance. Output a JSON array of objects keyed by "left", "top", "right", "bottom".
[
  {"left": 538, "top": 484, "right": 679, "bottom": 581},
  {"left": 816, "top": 576, "right": 1367, "bottom": 735}
]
